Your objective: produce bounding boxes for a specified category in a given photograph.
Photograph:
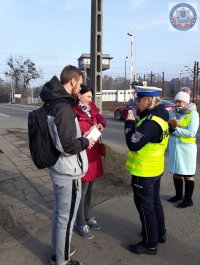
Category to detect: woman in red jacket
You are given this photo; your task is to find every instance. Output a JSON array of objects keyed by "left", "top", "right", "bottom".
[{"left": 74, "top": 84, "right": 106, "bottom": 239}]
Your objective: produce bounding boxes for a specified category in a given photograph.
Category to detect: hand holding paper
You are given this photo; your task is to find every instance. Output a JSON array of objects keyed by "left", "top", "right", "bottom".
[{"left": 86, "top": 126, "right": 101, "bottom": 141}]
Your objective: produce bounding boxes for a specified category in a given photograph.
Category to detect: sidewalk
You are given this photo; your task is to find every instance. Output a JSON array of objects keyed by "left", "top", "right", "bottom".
[
  {"left": 0, "top": 128, "right": 200, "bottom": 265},
  {"left": 0, "top": 128, "right": 53, "bottom": 264}
]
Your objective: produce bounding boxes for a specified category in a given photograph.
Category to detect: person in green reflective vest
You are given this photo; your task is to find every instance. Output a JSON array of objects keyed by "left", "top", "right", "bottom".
[
  {"left": 168, "top": 88, "right": 199, "bottom": 208},
  {"left": 124, "top": 85, "right": 169, "bottom": 255}
]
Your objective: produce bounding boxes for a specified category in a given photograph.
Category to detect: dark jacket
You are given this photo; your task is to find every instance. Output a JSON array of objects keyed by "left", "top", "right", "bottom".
[
  {"left": 74, "top": 102, "right": 106, "bottom": 182},
  {"left": 125, "top": 104, "right": 169, "bottom": 151},
  {"left": 40, "top": 76, "right": 89, "bottom": 179}
]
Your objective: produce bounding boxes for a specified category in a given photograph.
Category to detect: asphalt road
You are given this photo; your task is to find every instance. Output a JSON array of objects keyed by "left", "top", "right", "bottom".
[{"left": 0, "top": 103, "right": 127, "bottom": 151}]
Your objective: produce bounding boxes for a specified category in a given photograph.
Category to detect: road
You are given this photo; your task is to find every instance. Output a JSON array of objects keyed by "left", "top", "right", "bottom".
[
  {"left": 1, "top": 102, "right": 199, "bottom": 153},
  {"left": 0, "top": 103, "right": 128, "bottom": 152},
  {"left": 0, "top": 103, "right": 35, "bottom": 129}
]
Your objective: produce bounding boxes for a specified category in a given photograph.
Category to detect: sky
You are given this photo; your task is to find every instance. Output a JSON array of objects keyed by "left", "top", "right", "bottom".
[{"left": 0, "top": 0, "right": 200, "bottom": 87}]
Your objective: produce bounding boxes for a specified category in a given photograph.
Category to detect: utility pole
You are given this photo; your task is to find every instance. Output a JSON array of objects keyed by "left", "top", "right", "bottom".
[
  {"left": 124, "top": 56, "right": 128, "bottom": 103},
  {"left": 90, "top": 0, "right": 103, "bottom": 111},
  {"left": 150, "top": 71, "right": 153, "bottom": 84},
  {"left": 162, "top": 72, "right": 165, "bottom": 98},
  {"left": 184, "top": 62, "right": 199, "bottom": 104},
  {"left": 179, "top": 70, "right": 183, "bottom": 89},
  {"left": 196, "top": 62, "right": 199, "bottom": 105},
  {"left": 193, "top": 61, "right": 196, "bottom": 103},
  {"left": 195, "top": 62, "right": 199, "bottom": 104}
]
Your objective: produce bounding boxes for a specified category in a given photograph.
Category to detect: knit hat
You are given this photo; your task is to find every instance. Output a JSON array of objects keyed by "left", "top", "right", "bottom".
[{"left": 174, "top": 91, "right": 190, "bottom": 104}]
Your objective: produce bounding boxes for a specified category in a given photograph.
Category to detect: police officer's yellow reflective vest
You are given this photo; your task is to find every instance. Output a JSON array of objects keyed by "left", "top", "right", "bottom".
[
  {"left": 177, "top": 112, "right": 196, "bottom": 143},
  {"left": 125, "top": 115, "right": 169, "bottom": 177}
]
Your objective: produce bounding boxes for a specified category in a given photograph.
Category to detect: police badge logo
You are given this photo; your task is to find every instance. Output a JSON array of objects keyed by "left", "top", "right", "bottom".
[
  {"left": 169, "top": 3, "right": 197, "bottom": 31},
  {"left": 131, "top": 132, "right": 143, "bottom": 143}
]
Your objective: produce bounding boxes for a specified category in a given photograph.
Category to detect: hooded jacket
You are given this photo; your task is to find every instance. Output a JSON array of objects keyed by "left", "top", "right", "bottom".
[{"left": 40, "top": 76, "right": 89, "bottom": 179}]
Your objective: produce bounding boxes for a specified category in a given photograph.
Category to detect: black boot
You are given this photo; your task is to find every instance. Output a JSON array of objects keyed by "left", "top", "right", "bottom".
[
  {"left": 177, "top": 180, "right": 194, "bottom": 208},
  {"left": 168, "top": 177, "right": 183, "bottom": 203}
]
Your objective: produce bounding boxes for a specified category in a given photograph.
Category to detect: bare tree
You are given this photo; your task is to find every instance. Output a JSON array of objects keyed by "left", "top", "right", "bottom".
[{"left": 4, "top": 56, "right": 40, "bottom": 97}]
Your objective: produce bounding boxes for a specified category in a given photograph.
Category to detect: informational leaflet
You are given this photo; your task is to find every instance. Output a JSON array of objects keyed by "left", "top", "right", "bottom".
[{"left": 86, "top": 127, "right": 101, "bottom": 140}]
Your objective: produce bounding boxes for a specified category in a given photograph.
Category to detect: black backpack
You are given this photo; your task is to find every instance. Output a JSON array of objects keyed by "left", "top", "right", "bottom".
[{"left": 28, "top": 102, "right": 60, "bottom": 169}]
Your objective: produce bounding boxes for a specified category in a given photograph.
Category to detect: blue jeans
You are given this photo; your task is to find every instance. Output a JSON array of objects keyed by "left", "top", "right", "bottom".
[
  {"left": 51, "top": 178, "right": 81, "bottom": 265},
  {"left": 131, "top": 175, "right": 166, "bottom": 248}
]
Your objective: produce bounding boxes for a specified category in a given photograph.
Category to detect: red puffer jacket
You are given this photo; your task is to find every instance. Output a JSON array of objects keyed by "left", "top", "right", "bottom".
[{"left": 74, "top": 102, "right": 106, "bottom": 182}]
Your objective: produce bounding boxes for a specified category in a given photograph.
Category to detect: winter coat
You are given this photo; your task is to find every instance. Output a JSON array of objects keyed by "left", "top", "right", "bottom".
[
  {"left": 74, "top": 102, "right": 106, "bottom": 182},
  {"left": 40, "top": 76, "right": 89, "bottom": 180},
  {"left": 168, "top": 103, "right": 199, "bottom": 175}
]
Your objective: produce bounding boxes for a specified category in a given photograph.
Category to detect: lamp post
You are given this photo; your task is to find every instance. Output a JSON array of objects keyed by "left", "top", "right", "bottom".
[
  {"left": 179, "top": 70, "right": 183, "bottom": 88},
  {"left": 127, "top": 31, "right": 136, "bottom": 94},
  {"left": 124, "top": 56, "right": 128, "bottom": 103}
]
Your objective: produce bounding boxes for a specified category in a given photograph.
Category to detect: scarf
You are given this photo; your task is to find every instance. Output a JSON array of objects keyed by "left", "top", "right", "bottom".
[
  {"left": 173, "top": 103, "right": 197, "bottom": 119},
  {"left": 78, "top": 101, "right": 91, "bottom": 117}
]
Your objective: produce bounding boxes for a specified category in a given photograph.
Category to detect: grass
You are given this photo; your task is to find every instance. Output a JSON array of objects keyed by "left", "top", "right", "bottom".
[{"left": 92, "top": 144, "right": 132, "bottom": 207}]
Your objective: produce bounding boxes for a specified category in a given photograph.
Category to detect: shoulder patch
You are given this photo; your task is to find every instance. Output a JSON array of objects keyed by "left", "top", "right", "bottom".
[
  {"left": 131, "top": 131, "right": 144, "bottom": 143},
  {"left": 124, "top": 128, "right": 131, "bottom": 134}
]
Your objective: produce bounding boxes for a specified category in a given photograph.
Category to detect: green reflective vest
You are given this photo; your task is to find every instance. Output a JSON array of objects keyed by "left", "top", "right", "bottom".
[
  {"left": 126, "top": 115, "right": 169, "bottom": 177},
  {"left": 178, "top": 112, "right": 196, "bottom": 143}
]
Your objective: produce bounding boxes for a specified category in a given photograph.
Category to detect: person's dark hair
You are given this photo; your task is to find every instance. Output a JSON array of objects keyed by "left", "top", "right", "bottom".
[
  {"left": 80, "top": 84, "right": 93, "bottom": 95},
  {"left": 60, "top": 65, "right": 84, "bottom": 84}
]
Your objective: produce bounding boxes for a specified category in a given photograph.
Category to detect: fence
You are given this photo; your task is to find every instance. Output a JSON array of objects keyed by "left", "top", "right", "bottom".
[{"left": 26, "top": 89, "right": 133, "bottom": 104}]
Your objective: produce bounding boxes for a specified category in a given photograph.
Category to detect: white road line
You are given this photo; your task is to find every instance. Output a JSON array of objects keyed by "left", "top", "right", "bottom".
[
  {"left": 0, "top": 113, "right": 10, "bottom": 117},
  {"left": 0, "top": 105, "right": 31, "bottom": 112}
]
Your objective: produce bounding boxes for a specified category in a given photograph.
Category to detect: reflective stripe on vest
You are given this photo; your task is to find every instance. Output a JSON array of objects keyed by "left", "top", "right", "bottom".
[
  {"left": 125, "top": 115, "right": 169, "bottom": 177},
  {"left": 178, "top": 112, "right": 196, "bottom": 143}
]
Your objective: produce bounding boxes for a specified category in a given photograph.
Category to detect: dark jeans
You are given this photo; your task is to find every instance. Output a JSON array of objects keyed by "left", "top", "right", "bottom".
[
  {"left": 131, "top": 175, "right": 166, "bottom": 248},
  {"left": 76, "top": 181, "right": 94, "bottom": 226}
]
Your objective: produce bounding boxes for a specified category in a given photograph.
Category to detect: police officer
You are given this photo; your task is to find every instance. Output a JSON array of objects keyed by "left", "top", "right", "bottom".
[{"left": 125, "top": 86, "right": 169, "bottom": 255}]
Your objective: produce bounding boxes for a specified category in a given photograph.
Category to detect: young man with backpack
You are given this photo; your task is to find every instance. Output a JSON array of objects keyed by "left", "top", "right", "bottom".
[{"left": 39, "top": 65, "right": 95, "bottom": 265}]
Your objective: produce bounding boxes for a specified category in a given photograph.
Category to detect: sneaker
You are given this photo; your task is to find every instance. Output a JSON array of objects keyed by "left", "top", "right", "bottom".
[
  {"left": 168, "top": 195, "right": 183, "bottom": 203},
  {"left": 50, "top": 246, "right": 76, "bottom": 265},
  {"left": 129, "top": 242, "right": 157, "bottom": 255},
  {"left": 76, "top": 224, "right": 93, "bottom": 239},
  {"left": 177, "top": 199, "right": 193, "bottom": 208},
  {"left": 86, "top": 217, "right": 101, "bottom": 230}
]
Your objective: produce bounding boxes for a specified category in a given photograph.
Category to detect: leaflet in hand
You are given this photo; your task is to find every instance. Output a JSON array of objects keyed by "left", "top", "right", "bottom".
[{"left": 86, "top": 127, "right": 101, "bottom": 141}]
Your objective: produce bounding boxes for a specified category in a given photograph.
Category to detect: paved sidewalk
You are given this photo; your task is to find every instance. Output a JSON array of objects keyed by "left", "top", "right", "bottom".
[
  {"left": 1, "top": 128, "right": 200, "bottom": 265},
  {"left": 0, "top": 129, "right": 53, "bottom": 264}
]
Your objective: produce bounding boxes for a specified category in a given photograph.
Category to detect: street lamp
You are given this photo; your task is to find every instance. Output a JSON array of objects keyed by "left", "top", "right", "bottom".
[
  {"left": 127, "top": 31, "right": 136, "bottom": 94},
  {"left": 179, "top": 70, "right": 183, "bottom": 88},
  {"left": 124, "top": 56, "right": 128, "bottom": 103}
]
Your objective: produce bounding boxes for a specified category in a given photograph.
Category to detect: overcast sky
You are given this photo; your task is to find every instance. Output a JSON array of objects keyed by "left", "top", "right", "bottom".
[{"left": 0, "top": 0, "right": 199, "bottom": 86}]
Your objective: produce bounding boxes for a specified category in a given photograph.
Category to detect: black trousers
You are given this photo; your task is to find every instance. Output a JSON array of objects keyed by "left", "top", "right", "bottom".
[{"left": 131, "top": 175, "right": 166, "bottom": 248}]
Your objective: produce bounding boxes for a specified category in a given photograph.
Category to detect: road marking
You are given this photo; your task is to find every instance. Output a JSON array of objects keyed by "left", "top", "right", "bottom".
[
  {"left": 0, "top": 105, "right": 31, "bottom": 112},
  {"left": 0, "top": 113, "right": 10, "bottom": 117}
]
